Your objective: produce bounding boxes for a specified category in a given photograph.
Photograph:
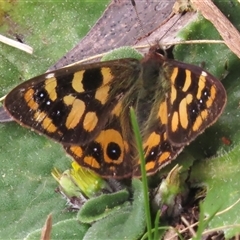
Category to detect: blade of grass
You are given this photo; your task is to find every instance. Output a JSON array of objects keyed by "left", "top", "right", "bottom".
[
  {"left": 153, "top": 210, "right": 161, "bottom": 239},
  {"left": 130, "top": 107, "right": 152, "bottom": 240},
  {"left": 193, "top": 202, "right": 220, "bottom": 240}
]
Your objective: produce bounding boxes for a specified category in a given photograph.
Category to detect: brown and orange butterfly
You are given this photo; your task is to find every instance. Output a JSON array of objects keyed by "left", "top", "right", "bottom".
[{"left": 3, "top": 45, "right": 227, "bottom": 179}]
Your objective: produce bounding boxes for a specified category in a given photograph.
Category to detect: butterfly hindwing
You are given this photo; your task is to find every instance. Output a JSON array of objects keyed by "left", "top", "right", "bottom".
[{"left": 63, "top": 111, "right": 135, "bottom": 179}]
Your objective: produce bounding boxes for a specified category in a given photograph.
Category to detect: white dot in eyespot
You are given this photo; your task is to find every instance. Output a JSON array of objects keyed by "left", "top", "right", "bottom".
[
  {"left": 45, "top": 73, "right": 55, "bottom": 79},
  {"left": 40, "top": 93, "right": 44, "bottom": 98},
  {"left": 112, "top": 149, "right": 117, "bottom": 154},
  {"left": 46, "top": 101, "right": 51, "bottom": 105},
  {"left": 150, "top": 151, "right": 155, "bottom": 156},
  {"left": 93, "top": 147, "right": 98, "bottom": 152}
]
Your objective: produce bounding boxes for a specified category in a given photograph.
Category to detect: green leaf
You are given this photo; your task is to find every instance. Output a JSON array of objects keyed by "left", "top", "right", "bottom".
[
  {"left": 101, "top": 46, "right": 143, "bottom": 61},
  {"left": 83, "top": 179, "right": 146, "bottom": 240},
  {"left": 0, "top": 1, "right": 109, "bottom": 239},
  {"left": 175, "top": 1, "right": 240, "bottom": 237},
  {"left": 78, "top": 189, "right": 130, "bottom": 223},
  {"left": 0, "top": 1, "right": 109, "bottom": 95}
]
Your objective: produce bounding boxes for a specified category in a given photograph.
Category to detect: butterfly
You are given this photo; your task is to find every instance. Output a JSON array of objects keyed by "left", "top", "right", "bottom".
[{"left": 3, "top": 45, "right": 227, "bottom": 179}]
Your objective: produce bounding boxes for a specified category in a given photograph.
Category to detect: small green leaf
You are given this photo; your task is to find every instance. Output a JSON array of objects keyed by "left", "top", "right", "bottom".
[
  {"left": 101, "top": 46, "right": 143, "bottom": 61},
  {"left": 83, "top": 179, "right": 146, "bottom": 240},
  {"left": 175, "top": 1, "right": 240, "bottom": 237},
  {"left": 78, "top": 189, "right": 130, "bottom": 223}
]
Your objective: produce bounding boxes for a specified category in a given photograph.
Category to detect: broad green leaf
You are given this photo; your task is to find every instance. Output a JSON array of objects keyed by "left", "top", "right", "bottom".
[
  {"left": 175, "top": 1, "right": 240, "bottom": 238},
  {"left": 0, "top": 1, "right": 109, "bottom": 239}
]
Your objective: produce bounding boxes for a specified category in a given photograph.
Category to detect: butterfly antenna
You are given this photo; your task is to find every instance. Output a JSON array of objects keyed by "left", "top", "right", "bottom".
[
  {"left": 131, "top": 0, "right": 151, "bottom": 45},
  {"left": 158, "top": 13, "right": 184, "bottom": 43},
  {"left": 131, "top": 0, "right": 185, "bottom": 45}
]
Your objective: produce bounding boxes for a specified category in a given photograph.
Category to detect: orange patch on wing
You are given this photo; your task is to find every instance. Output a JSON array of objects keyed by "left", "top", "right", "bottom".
[
  {"left": 171, "top": 111, "right": 179, "bottom": 132},
  {"left": 145, "top": 161, "right": 155, "bottom": 171},
  {"left": 72, "top": 71, "right": 84, "bottom": 93},
  {"left": 101, "top": 67, "right": 114, "bottom": 85},
  {"left": 63, "top": 95, "right": 76, "bottom": 105},
  {"left": 45, "top": 78, "right": 57, "bottom": 101},
  {"left": 144, "top": 132, "right": 161, "bottom": 149},
  {"left": 206, "top": 86, "right": 216, "bottom": 108},
  {"left": 171, "top": 85, "right": 177, "bottom": 104},
  {"left": 65, "top": 99, "right": 85, "bottom": 129},
  {"left": 158, "top": 101, "right": 167, "bottom": 124},
  {"left": 42, "top": 117, "right": 57, "bottom": 133},
  {"left": 24, "top": 89, "right": 39, "bottom": 110},
  {"left": 170, "top": 67, "right": 178, "bottom": 85},
  {"left": 201, "top": 109, "right": 208, "bottom": 120},
  {"left": 70, "top": 146, "right": 83, "bottom": 158},
  {"left": 158, "top": 151, "right": 171, "bottom": 163},
  {"left": 84, "top": 156, "right": 100, "bottom": 169},
  {"left": 83, "top": 112, "right": 98, "bottom": 132},
  {"left": 95, "top": 85, "right": 110, "bottom": 104},
  {"left": 112, "top": 102, "right": 122, "bottom": 117},
  {"left": 193, "top": 115, "right": 203, "bottom": 131},
  {"left": 170, "top": 67, "right": 178, "bottom": 105},
  {"left": 182, "top": 70, "right": 191, "bottom": 92},
  {"left": 179, "top": 98, "right": 188, "bottom": 129},
  {"left": 34, "top": 111, "right": 47, "bottom": 122},
  {"left": 197, "top": 75, "right": 206, "bottom": 99}
]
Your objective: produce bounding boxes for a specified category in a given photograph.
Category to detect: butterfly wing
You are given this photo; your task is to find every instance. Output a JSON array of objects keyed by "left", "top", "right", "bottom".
[
  {"left": 165, "top": 59, "right": 227, "bottom": 145},
  {"left": 63, "top": 110, "right": 135, "bottom": 179},
  {"left": 134, "top": 100, "right": 184, "bottom": 177},
  {"left": 4, "top": 59, "right": 141, "bottom": 145},
  {"left": 133, "top": 47, "right": 226, "bottom": 176}
]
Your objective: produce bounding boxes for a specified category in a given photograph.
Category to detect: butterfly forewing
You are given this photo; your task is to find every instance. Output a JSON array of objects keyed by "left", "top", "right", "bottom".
[
  {"left": 165, "top": 60, "right": 227, "bottom": 145},
  {"left": 4, "top": 59, "right": 140, "bottom": 145}
]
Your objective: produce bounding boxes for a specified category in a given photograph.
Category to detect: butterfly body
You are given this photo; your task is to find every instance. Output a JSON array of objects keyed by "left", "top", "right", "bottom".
[{"left": 4, "top": 45, "right": 226, "bottom": 179}]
